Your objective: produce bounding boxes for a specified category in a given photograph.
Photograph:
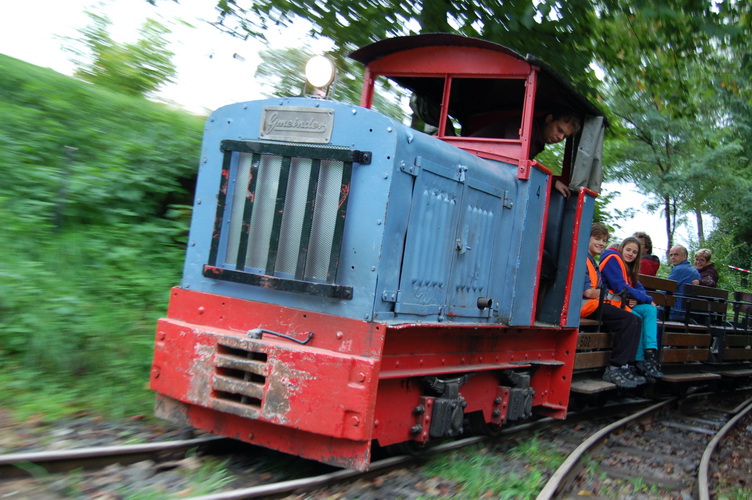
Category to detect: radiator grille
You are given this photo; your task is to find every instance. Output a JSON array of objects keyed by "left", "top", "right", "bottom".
[
  {"left": 213, "top": 343, "right": 268, "bottom": 411},
  {"left": 204, "top": 140, "right": 369, "bottom": 299}
]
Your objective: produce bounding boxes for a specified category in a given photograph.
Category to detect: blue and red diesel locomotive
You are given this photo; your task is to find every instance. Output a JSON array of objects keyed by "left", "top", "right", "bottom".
[{"left": 149, "top": 34, "right": 608, "bottom": 470}]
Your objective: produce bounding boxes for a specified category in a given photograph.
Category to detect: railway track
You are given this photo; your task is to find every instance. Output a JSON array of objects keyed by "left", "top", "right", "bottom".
[
  {"left": 0, "top": 412, "right": 563, "bottom": 499},
  {"left": 1, "top": 392, "right": 749, "bottom": 499},
  {"left": 537, "top": 389, "right": 752, "bottom": 499},
  {"left": 0, "top": 399, "right": 651, "bottom": 499}
]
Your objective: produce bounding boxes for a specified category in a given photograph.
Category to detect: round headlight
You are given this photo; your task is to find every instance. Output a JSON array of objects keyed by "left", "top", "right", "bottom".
[{"left": 305, "top": 56, "right": 336, "bottom": 88}]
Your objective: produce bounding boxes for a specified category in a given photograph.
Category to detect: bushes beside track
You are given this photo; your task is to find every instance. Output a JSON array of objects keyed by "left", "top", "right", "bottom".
[{"left": 0, "top": 55, "right": 204, "bottom": 418}]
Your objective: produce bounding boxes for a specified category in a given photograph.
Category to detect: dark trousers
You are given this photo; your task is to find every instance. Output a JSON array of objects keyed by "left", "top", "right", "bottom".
[{"left": 586, "top": 303, "right": 641, "bottom": 366}]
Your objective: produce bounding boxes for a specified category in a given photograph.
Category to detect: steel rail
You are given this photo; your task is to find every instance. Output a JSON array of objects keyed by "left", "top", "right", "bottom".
[
  {"left": 186, "top": 400, "right": 657, "bottom": 500},
  {"left": 697, "top": 396, "right": 752, "bottom": 500},
  {"left": 0, "top": 435, "right": 224, "bottom": 479},
  {"left": 535, "top": 398, "right": 675, "bottom": 500},
  {"left": 187, "top": 416, "right": 567, "bottom": 500}
]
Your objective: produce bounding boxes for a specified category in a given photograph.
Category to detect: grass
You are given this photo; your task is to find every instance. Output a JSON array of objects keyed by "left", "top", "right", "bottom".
[
  {"left": 34, "top": 457, "right": 235, "bottom": 499},
  {"left": 421, "top": 434, "right": 565, "bottom": 499},
  {"left": 123, "top": 457, "right": 236, "bottom": 499},
  {"left": 0, "top": 363, "right": 157, "bottom": 421},
  {"left": 713, "top": 482, "right": 752, "bottom": 500},
  {"left": 0, "top": 212, "right": 184, "bottom": 423}
]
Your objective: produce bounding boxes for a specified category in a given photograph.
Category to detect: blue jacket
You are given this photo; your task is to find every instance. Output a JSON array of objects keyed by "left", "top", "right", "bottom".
[
  {"left": 599, "top": 248, "right": 652, "bottom": 304},
  {"left": 668, "top": 259, "right": 701, "bottom": 318}
]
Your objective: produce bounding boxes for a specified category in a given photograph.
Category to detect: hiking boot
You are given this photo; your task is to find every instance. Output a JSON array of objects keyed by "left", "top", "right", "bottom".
[
  {"left": 602, "top": 367, "right": 639, "bottom": 388},
  {"left": 625, "top": 365, "right": 647, "bottom": 385},
  {"left": 637, "top": 358, "right": 664, "bottom": 380}
]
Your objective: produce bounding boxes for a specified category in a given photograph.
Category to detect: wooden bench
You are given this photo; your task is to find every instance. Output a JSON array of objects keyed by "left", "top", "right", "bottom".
[
  {"left": 573, "top": 281, "right": 751, "bottom": 391},
  {"left": 574, "top": 320, "right": 612, "bottom": 370},
  {"left": 636, "top": 275, "right": 713, "bottom": 364},
  {"left": 677, "top": 284, "right": 729, "bottom": 327},
  {"left": 571, "top": 319, "right": 614, "bottom": 393},
  {"left": 717, "top": 291, "right": 752, "bottom": 362},
  {"left": 638, "top": 274, "right": 677, "bottom": 321},
  {"left": 730, "top": 291, "right": 752, "bottom": 329}
]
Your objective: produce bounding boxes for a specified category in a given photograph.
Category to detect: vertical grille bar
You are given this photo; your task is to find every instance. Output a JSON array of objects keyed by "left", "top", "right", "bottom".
[
  {"left": 326, "top": 161, "right": 353, "bottom": 283},
  {"left": 208, "top": 151, "right": 234, "bottom": 266},
  {"left": 205, "top": 140, "right": 368, "bottom": 299},
  {"left": 265, "top": 156, "right": 292, "bottom": 276},
  {"left": 296, "top": 158, "right": 321, "bottom": 280},
  {"left": 235, "top": 153, "right": 261, "bottom": 270}
]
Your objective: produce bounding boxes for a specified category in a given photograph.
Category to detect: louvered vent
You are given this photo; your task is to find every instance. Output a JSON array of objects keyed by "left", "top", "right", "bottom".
[
  {"left": 204, "top": 140, "right": 371, "bottom": 300},
  {"left": 212, "top": 342, "right": 268, "bottom": 416}
]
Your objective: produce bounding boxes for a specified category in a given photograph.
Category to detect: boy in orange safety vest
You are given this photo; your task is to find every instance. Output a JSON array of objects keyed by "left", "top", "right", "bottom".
[{"left": 581, "top": 223, "right": 644, "bottom": 388}]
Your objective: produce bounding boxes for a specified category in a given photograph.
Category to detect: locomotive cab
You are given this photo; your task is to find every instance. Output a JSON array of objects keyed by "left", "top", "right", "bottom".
[{"left": 351, "top": 34, "right": 607, "bottom": 327}]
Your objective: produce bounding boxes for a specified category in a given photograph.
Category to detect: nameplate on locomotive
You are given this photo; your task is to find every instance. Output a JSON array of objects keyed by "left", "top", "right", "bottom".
[{"left": 259, "top": 106, "right": 333, "bottom": 144}]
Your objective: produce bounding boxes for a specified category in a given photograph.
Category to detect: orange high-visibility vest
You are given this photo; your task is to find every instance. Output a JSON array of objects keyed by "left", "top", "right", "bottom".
[
  {"left": 598, "top": 253, "right": 632, "bottom": 312},
  {"left": 580, "top": 257, "right": 601, "bottom": 317}
]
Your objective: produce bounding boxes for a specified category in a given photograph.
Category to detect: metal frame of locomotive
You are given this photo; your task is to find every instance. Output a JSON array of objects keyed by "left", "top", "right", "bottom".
[{"left": 149, "top": 34, "right": 607, "bottom": 470}]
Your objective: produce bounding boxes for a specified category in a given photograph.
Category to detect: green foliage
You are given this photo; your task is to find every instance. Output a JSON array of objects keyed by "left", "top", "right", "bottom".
[
  {"left": 0, "top": 55, "right": 202, "bottom": 227},
  {"left": 61, "top": 10, "right": 177, "bottom": 96},
  {"left": 211, "top": 0, "right": 604, "bottom": 101},
  {"left": 121, "top": 457, "right": 234, "bottom": 499},
  {"left": 37, "top": 456, "right": 234, "bottom": 499},
  {"left": 714, "top": 485, "right": 752, "bottom": 500},
  {"left": 422, "top": 436, "right": 564, "bottom": 498},
  {"left": 0, "top": 54, "right": 202, "bottom": 419},
  {"left": 213, "top": 0, "right": 752, "bottom": 261},
  {"left": 703, "top": 230, "right": 752, "bottom": 294},
  {"left": 594, "top": 2, "right": 751, "bottom": 255}
]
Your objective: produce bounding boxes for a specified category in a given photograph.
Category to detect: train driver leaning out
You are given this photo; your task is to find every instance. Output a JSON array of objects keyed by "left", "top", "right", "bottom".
[{"left": 471, "top": 107, "right": 582, "bottom": 198}]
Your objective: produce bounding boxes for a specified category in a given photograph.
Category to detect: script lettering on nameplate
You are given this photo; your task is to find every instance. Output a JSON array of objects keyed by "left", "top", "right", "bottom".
[{"left": 259, "top": 106, "right": 334, "bottom": 144}]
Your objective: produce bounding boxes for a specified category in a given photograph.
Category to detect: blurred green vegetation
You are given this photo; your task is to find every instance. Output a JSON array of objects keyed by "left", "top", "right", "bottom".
[
  {"left": 0, "top": 54, "right": 204, "bottom": 420},
  {"left": 422, "top": 435, "right": 564, "bottom": 499}
]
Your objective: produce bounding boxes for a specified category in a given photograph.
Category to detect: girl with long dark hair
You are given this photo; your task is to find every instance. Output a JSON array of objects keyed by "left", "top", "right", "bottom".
[{"left": 599, "top": 236, "right": 663, "bottom": 380}]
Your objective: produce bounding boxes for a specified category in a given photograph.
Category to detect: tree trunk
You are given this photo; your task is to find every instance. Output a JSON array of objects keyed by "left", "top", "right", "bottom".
[
  {"left": 695, "top": 208, "right": 704, "bottom": 245},
  {"left": 664, "top": 194, "right": 672, "bottom": 258}
]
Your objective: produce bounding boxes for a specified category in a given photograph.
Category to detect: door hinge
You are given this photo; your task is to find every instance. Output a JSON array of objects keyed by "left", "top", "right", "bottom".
[
  {"left": 401, "top": 157, "right": 422, "bottom": 177},
  {"left": 457, "top": 164, "right": 468, "bottom": 183},
  {"left": 503, "top": 190, "right": 514, "bottom": 209}
]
